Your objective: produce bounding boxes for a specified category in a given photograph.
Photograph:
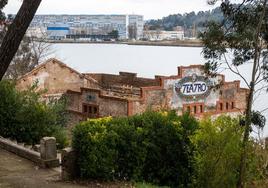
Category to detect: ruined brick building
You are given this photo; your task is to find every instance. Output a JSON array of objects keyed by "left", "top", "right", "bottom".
[{"left": 16, "top": 58, "right": 249, "bottom": 125}]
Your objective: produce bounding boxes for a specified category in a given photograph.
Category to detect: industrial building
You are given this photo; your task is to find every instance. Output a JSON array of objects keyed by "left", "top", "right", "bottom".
[
  {"left": 47, "top": 26, "right": 70, "bottom": 40},
  {"left": 30, "top": 14, "right": 144, "bottom": 40},
  {"left": 16, "top": 59, "right": 249, "bottom": 125},
  {"left": 143, "top": 30, "right": 184, "bottom": 41}
]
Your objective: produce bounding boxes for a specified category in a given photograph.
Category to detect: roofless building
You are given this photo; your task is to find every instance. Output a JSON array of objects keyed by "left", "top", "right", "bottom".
[{"left": 16, "top": 59, "right": 249, "bottom": 125}]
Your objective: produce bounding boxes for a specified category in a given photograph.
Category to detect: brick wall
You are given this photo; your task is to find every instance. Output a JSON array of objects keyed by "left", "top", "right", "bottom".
[
  {"left": 85, "top": 72, "right": 161, "bottom": 88},
  {"left": 66, "top": 88, "right": 129, "bottom": 124},
  {"left": 131, "top": 65, "right": 249, "bottom": 118}
]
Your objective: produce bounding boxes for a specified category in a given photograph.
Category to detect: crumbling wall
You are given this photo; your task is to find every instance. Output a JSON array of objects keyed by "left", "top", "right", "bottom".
[
  {"left": 86, "top": 72, "right": 161, "bottom": 88},
  {"left": 66, "top": 88, "right": 129, "bottom": 119},
  {"left": 16, "top": 59, "right": 99, "bottom": 94}
]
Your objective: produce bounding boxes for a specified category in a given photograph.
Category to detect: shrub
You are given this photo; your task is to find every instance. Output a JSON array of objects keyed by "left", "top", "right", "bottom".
[
  {"left": 72, "top": 111, "right": 198, "bottom": 187},
  {"left": 0, "top": 80, "right": 68, "bottom": 148},
  {"left": 191, "top": 116, "right": 265, "bottom": 188},
  {"left": 0, "top": 81, "right": 21, "bottom": 138},
  {"left": 72, "top": 111, "right": 267, "bottom": 187},
  {"left": 52, "top": 126, "right": 69, "bottom": 149},
  {"left": 137, "top": 111, "right": 198, "bottom": 186}
]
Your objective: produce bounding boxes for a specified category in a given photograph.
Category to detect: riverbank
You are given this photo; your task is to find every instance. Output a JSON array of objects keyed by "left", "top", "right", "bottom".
[
  {"left": 45, "top": 39, "right": 203, "bottom": 47},
  {"left": 126, "top": 40, "right": 203, "bottom": 47}
]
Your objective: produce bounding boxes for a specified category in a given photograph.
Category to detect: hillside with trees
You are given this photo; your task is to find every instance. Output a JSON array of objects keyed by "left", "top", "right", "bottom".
[{"left": 145, "top": 7, "right": 223, "bottom": 37}]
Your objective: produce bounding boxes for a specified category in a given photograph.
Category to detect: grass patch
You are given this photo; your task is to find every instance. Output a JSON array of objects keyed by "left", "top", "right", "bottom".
[{"left": 135, "top": 182, "right": 169, "bottom": 188}]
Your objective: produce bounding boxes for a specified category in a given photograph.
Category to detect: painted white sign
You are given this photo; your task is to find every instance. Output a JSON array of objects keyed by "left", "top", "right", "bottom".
[
  {"left": 180, "top": 81, "right": 208, "bottom": 96},
  {"left": 175, "top": 74, "right": 212, "bottom": 98}
]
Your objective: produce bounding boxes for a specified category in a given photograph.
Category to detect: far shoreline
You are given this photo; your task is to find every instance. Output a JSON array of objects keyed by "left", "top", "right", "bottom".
[{"left": 42, "top": 39, "right": 204, "bottom": 48}]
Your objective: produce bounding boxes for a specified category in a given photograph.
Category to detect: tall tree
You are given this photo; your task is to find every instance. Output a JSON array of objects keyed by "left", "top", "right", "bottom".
[
  {"left": 0, "top": 0, "right": 7, "bottom": 41},
  {"left": 128, "top": 23, "right": 138, "bottom": 40},
  {"left": 3, "top": 35, "right": 53, "bottom": 80},
  {"left": 0, "top": 0, "right": 42, "bottom": 80},
  {"left": 3, "top": 34, "right": 53, "bottom": 80},
  {"left": 200, "top": 0, "right": 268, "bottom": 187},
  {"left": 1, "top": 15, "right": 53, "bottom": 80},
  {"left": 0, "top": 0, "right": 7, "bottom": 21},
  {"left": 108, "top": 30, "right": 119, "bottom": 40}
]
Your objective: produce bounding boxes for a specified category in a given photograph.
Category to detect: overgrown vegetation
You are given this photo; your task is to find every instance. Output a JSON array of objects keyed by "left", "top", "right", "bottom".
[
  {"left": 0, "top": 19, "right": 53, "bottom": 80},
  {"left": 192, "top": 116, "right": 265, "bottom": 188},
  {"left": 73, "top": 112, "right": 268, "bottom": 187},
  {"left": 0, "top": 0, "right": 42, "bottom": 80},
  {"left": 0, "top": 80, "right": 68, "bottom": 148},
  {"left": 199, "top": 0, "right": 268, "bottom": 186},
  {"left": 73, "top": 111, "right": 198, "bottom": 187}
]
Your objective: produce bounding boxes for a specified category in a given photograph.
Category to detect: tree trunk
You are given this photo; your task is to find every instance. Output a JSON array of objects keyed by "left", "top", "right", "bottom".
[
  {"left": 237, "top": 82, "right": 255, "bottom": 188},
  {"left": 237, "top": 1, "right": 267, "bottom": 187},
  {"left": 0, "top": 0, "right": 42, "bottom": 80}
]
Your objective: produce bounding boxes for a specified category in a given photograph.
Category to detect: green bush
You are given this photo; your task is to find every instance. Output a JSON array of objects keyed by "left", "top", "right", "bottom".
[
  {"left": 191, "top": 116, "right": 265, "bottom": 188},
  {"left": 72, "top": 111, "right": 198, "bottom": 187},
  {"left": 72, "top": 110, "right": 267, "bottom": 187},
  {"left": 0, "top": 80, "right": 68, "bottom": 148},
  {"left": 0, "top": 81, "right": 21, "bottom": 138}
]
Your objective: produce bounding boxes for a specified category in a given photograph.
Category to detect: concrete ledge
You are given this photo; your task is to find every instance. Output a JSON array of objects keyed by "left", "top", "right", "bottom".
[{"left": 0, "top": 137, "right": 59, "bottom": 168}]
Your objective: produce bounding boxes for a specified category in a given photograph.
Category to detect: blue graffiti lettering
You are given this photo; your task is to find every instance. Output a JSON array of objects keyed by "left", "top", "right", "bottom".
[
  {"left": 201, "top": 83, "right": 207, "bottom": 92},
  {"left": 181, "top": 83, "right": 207, "bottom": 94}
]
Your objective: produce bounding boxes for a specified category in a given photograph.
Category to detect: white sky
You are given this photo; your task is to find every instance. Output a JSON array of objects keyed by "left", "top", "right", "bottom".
[{"left": 3, "top": 0, "right": 220, "bottom": 20}]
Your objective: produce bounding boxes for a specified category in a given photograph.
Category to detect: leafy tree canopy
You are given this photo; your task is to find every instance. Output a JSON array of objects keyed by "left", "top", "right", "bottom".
[
  {"left": 146, "top": 7, "right": 223, "bottom": 31},
  {"left": 0, "top": 0, "right": 7, "bottom": 21},
  {"left": 199, "top": 0, "right": 268, "bottom": 187},
  {"left": 108, "top": 30, "right": 119, "bottom": 39}
]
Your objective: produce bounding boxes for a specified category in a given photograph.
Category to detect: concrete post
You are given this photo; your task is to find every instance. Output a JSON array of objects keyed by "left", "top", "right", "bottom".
[
  {"left": 61, "top": 148, "right": 79, "bottom": 180},
  {"left": 265, "top": 137, "right": 268, "bottom": 150},
  {"left": 40, "top": 137, "right": 57, "bottom": 160}
]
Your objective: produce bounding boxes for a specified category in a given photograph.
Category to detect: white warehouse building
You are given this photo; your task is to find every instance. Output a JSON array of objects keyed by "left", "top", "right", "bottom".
[
  {"left": 30, "top": 14, "right": 144, "bottom": 40},
  {"left": 143, "top": 30, "right": 185, "bottom": 41}
]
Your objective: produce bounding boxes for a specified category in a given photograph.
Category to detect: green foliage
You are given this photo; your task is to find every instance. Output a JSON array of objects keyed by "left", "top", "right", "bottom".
[
  {"left": 135, "top": 182, "right": 169, "bottom": 188},
  {"left": 146, "top": 7, "right": 223, "bottom": 34},
  {"left": 0, "top": 0, "right": 7, "bottom": 21},
  {"left": 4, "top": 35, "right": 50, "bottom": 80},
  {"left": 51, "top": 126, "right": 69, "bottom": 150},
  {"left": 72, "top": 111, "right": 198, "bottom": 187},
  {"left": 0, "top": 80, "right": 21, "bottom": 136},
  {"left": 200, "top": 1, "right": 268, "bottom": 77},
  {"left": 0, "top": 0, "right": 7, "bottom": 43},
  {"left": 73, "top": 111, "right": 268, "bottom": 187},
  {"left": 251, "top": 111, "right": 266, "bottom": 129},
  {"left": 199, "top": 3, "right": 268, "bottom": 186},
  {"left": 108, "top": 30, "right": 119, "bottom": 39},
  {"left": 192, "top": 116, "right": 264, "bottom": 188},
  {"left": 5, "top": 37, "right": 35, "bottom": 79},
  {"left": 48, "top": 96, "right": 69, "bottom": 128},
  {"left": 0, "top": 80, "right": 68, "bottom": 148}
]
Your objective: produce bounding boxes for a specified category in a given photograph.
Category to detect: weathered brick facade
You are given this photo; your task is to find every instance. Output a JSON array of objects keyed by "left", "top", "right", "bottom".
[
  {"left": 66, "top": 88, "right": 129, "bottom": 122},
  {"left": 129, "top": 65, "right": 249, "bottom": 118},
  {"left": 86, "top": 72, "right": 160, "bottom": 88},
  {"left": 16, "top": 59, "right": 249, "bottom": 125},
  {"left": 16, "top": 58, "right": 100, "bottom": 94}
]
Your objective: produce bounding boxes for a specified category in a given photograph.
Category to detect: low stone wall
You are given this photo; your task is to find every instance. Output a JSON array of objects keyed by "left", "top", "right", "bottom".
[{"left": 0, "top": 136, "right": 59, "bottom": 168}]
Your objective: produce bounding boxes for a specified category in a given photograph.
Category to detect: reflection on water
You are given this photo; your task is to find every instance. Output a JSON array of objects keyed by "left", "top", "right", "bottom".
[{"left": 51, "top": 43, "right": 268, "bottom": 137}]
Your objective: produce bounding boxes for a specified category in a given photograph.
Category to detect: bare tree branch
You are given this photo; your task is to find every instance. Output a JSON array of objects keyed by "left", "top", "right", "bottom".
[{"left": 223, "top": 53, "right": 250, "bottom": 88}]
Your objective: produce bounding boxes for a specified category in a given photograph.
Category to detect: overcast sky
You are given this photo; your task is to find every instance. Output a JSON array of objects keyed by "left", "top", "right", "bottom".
[{"left": 3, "top": 0, "right": 219, "bottom": 20}]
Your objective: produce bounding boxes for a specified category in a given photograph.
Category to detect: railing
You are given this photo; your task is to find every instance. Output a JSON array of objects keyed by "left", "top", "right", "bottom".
[{"left": 0, "top": 136, "right": 60, "bottom": 168}]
